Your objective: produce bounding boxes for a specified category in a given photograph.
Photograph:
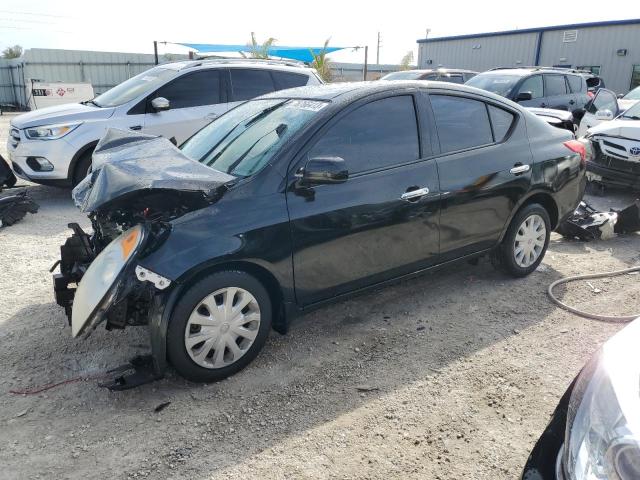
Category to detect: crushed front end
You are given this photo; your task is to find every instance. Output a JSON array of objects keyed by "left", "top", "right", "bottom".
[
  {"left": 51, "top": 129, "right": 234, "bottom": 389},
  {"left": 585, "top": 127, "right": 640, "bottom": 190}
]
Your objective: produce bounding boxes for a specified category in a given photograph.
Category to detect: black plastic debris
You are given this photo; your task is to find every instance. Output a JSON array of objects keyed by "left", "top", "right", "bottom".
[
  {"left": 0, "top": 190, "right": 39, "bottom": 228},
  {"left": 557, "top": 200, "right": 640, "bottom": 240},
  {"left": 0, "top": 153, "right": 17, "bottom": 188}
]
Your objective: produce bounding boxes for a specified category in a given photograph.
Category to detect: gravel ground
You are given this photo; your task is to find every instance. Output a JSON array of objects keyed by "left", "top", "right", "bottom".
[{"left": 1, "top": 112, "right": 639, "bottom": 479}]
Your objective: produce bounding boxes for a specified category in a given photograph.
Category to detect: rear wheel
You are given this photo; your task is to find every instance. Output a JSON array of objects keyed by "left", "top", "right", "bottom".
[
  {"left": 167, "top": 270, "right": 272, "bottom": 382},
  {"left": 494, "top": 204, "right": 550, "bottom": 277}
]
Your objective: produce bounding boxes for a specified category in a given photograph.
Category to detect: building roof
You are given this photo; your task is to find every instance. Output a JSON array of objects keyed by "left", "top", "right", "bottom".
[{"left": 417, "top": 18, "right": 640, "bottom": 43}]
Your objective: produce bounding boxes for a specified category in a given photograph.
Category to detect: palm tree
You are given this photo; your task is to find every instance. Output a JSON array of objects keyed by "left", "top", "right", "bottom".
[
  {"left": 310, "top": 38, "right": 333, "bottom": 82},
  {"left": 242, "top": 32, "right": 276, "bottom": 59}
]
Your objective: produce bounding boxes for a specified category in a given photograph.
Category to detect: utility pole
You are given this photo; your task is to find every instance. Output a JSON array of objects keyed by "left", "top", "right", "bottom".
[
  {"left": 153, "top": 40, "right": 159, "bottom": 65},
  {"left": 363, "top": 46, "right": 368, "bottom": 81},
  {"left": 376, "top": 32, "right": 381, "bottom": 65}
]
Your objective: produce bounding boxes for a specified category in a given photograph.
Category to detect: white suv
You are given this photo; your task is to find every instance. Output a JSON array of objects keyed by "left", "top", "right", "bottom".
[{"left": 7, "top": 59, "right": 322, "bottom": 186}]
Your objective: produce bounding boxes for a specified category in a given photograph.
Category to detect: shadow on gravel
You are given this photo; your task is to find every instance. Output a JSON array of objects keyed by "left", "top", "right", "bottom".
[{"left": 0, "top": 257, "right": 567, "bottom": 478}]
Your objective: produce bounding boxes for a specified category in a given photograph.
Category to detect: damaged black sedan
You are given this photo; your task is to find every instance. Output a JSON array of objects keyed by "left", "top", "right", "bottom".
[{"left": 53, "top": 81, "right": 586, "bottom": 387}]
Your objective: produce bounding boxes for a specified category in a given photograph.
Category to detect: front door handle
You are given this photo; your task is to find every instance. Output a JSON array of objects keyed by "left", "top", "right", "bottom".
[
  {"left": 129, "top": 125, "right": 142, "bottom": 131},
  {"left": 401, "top": 187, "right": 430, "bottom": 201},
  {"left": 540, "top": 103, "right": 547, "bottom": 108},
  {"left": 510, "top": 164, "right": 531, "bottom": 175}
]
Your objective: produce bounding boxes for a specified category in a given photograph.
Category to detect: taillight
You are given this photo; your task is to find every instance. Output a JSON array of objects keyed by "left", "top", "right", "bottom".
[
  {"left": 564, "top": 140, "right": 587, "bottom": 165},
  {"left": 587, "top": 91, "right": 595, "bottom": 99}
]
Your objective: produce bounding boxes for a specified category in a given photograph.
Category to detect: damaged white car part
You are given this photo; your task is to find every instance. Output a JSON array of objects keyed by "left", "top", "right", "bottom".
[{"left": 135, "top": 266, "right": 171, "bottom": 290}]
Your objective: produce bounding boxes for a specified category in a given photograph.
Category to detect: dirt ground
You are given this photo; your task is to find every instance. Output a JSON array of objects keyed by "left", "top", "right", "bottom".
[{"left": 1, "top": 112, "right": 639, "bottom": 480}]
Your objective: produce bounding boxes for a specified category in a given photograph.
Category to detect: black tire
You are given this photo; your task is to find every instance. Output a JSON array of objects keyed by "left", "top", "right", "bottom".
[
  {"left": 167, "top": 270, "right": 272, "bottom": 382},
  {"left": 494, "top": 203, "right": 551, "bottom": 278},
  {"left": 4, "top": 171, "right": 17, "bottom": 188},
  {"left": 72, "top": 149, "right": 93, "bottom": 187}
]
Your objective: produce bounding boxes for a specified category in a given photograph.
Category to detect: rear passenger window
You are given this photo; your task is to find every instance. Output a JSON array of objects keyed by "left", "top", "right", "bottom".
[
  {"left": 271, "top": 71, "right": 309, "bottom": 90},
  {"left": 154, "top": 70, "right": 221, "bottom": 109},
  {"left": 430, "top": 95, "right": 493, "bottom": 153},
  {"left": 488, "top": 105, "right": 515, "bottom": 142},
  {"left": 443, "top": 74, "right": 464, "bottom": 84},
  {"left": 307, "top": 95, "right": 419, "bottom": 174},
  {"left": 230, "top": 69, "right": 275, "bottom": 101},
  {"left": 567, "top": 75, "right": 584, "bottom": 93},
  {"left": 544, "top": 75, "right": 567, "bottom": 96}
]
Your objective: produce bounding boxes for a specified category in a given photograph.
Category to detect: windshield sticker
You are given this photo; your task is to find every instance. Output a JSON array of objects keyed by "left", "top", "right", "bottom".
[
  {"left": 286, "top": 100, "right": 327, "bottom": 112},
  {"left": 493, "top": 79, "right": 511, "bottom": 84}
]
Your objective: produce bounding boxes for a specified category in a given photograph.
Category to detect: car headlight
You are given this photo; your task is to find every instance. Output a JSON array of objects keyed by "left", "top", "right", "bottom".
[
  {"left": 25, "top": 122, "right": 82, "bottom": 140},
  {"left": 71, "top": 225, "right": 145, "bottom": 337},
  {"left": 563, "top": 319, "right": 640, "bottom": 480}
]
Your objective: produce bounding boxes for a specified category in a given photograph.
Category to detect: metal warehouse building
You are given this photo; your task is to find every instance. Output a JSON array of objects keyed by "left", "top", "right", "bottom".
[{"left": 417, "top": 19, "right": 640, "bottom": 94}]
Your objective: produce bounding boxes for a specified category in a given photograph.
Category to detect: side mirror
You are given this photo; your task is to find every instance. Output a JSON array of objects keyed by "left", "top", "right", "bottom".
[
  {"left": 515, "top": 91, "right": 533, "bottom": 102},
  {"left": 595, "top": 109, "right": 614, "bottom": 120},
  {"left": 151, "top": 97, "right": 170, "bottom": 112},
  {"left": 299, "top": 157, "right": 348, "bottom": 185}
]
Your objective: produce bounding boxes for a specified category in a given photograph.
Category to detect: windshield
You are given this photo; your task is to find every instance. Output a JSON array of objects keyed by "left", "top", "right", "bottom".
[
  {"left": 381, "top": 71, "right": 425, "bottom": 80},
  {"left": 465, "top": 74, "right": 521, "bottom": 97},
  {"left": 181, "top": 98, "right": 327, "bottom": 177},
  {"left": 620, "top": 101, "right": 640, "bottom": 120},
  {"left": 93, "top": 67, "right": 180, "bottom": 107},
  {"left": 623, "top": 87, "right": 640, "bottom": 101}
]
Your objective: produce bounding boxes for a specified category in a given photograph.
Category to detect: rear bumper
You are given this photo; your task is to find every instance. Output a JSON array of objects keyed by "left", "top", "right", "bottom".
[{"left": 586, "top": 158, "right": 640, "bottom": 189}]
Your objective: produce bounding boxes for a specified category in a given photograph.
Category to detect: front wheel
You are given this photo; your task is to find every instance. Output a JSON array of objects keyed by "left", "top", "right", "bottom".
[
  {"left": 167, "top": 270, "right": 272, "bottom": 382},
  {"left": 494, "top": 204, "right": 551, "bottom": 278}
]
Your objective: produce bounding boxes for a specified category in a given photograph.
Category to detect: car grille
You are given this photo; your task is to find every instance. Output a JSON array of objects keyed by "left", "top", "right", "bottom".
[
  {"left": 595, "top": 155, "right": 640, "bottom": 175},
  {"left": 9, "top": 127, "right": 20, "bottom": 148}
]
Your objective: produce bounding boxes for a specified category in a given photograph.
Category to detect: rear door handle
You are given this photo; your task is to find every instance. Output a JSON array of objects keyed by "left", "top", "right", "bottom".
[
  {"left": 401, "top": 187, "right": 430, "bottom": 201},
  {"left": 129, "top": 125, "right": 142, "bottom": 130},
  {"left": 510, "top": 164, "right": 531, "bottom": 175}
]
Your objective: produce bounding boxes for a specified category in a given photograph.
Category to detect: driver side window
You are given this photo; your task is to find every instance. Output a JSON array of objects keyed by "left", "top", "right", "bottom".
[{"left": 517, "top": 75, "right": 543, "bottom": 99}]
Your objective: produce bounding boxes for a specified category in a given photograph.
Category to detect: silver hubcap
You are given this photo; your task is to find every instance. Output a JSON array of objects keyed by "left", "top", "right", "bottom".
[
  {"left": 514, "top": 214, "right": 546, "bottom": 268},
  {"left": 185, "top": 287, "right": 261, "bottom": 369}
]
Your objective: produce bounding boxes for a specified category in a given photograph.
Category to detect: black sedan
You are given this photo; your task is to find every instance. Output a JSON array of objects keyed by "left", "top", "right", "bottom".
[
  {"left": 53, "top": 81, "right": 587, "bottom": 386},
  {"left": 522, "top": 319, "right": 640, "bottom": 480}
]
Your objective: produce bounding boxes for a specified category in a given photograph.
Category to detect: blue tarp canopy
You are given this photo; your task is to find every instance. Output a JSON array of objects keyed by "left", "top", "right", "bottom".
[{"left": 176, "top": 43, "right": 346, "bottom": 63}]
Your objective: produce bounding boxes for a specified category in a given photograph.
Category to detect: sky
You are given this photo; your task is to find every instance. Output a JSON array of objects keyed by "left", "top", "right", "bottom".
[{"left": 1, "top": 0, "right": 639, "bottom": 65}]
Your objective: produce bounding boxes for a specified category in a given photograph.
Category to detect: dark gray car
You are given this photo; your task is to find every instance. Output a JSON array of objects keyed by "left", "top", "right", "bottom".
[
  {"left": 381, "top": 68, "right": 477, "bottom": 84},
  {"left": 466, "top": 67, "right": 591, "bottom": 114}
]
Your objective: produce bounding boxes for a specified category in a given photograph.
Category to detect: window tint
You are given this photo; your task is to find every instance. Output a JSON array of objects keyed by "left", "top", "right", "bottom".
[
  {"left": 544, "top": 75, "right": 567, "bottom": 96},
  {"left": 518, "top": 75, "right": 543, "bottom": 99},
  {"left": 307, "top": 95, "right": 419, "bottom": 174},
  {"left": 154, "top": 70, "right": 221, "bottom": 109},
  {"left": 430, "top": 95, "right": 493, "bottom": 153},
  {"left": 271, "top": 71, "right": 309, "bottom": 90},
  {"left": 566, "top": 75, "right": 584, "bottom": 93},
  {"left": 230, "top": 69, "right": 275, "bottom": 101},
  {"left": 589, "top": 90, "right": 618, "bottom": 114},
  {"left": 488, "top": 105, "right": 515, "bottom": 142}
]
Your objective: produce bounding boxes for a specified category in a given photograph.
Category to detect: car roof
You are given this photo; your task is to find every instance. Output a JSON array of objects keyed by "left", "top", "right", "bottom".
[
  {"left": 158, "top": 58, "right": 314, "bottom": 73},
  {"left": 479, "top": 67, "right": 589, "bottom": 77},
  {"left": 392, "top": 68, "right": 478, "bottom": 74},
  {"left": 259, "top": 80, "right": 514, "bottom": 105}
]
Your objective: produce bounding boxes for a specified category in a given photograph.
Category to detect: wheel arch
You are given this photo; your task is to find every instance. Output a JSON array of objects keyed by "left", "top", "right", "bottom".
[
  {"left": 500, "top": 190, "right": 559, "bottom": 242},
  {"left": 173, "top": 259, "right": 287, "bottom": 334},
  {"left": 68, "top": 140, "right": 98, "bottom": 182}
]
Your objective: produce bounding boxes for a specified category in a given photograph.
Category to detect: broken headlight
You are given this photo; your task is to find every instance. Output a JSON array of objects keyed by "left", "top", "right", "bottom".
[
  {"left": 71, "top": 224, "right": 146, "bottom": 337},
  {"left": 562, "top": 319, "right": 640, "bottom": 480}
]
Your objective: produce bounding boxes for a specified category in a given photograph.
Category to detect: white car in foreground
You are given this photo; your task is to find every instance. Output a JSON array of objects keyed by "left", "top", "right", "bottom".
[{"left": 7, "top": 59, "right": 322, "bottom": 186}]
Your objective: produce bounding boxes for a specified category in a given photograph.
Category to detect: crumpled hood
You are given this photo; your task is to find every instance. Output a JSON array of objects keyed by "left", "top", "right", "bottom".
[
  {"left": 10, "top": 102, "right": 115, "bottom": 129},
  {"left": 72, "top": 129, "right": 235, "bottom": 213},
  {"left": 588, "top": 119, "right": 640, "bottom": 141}
]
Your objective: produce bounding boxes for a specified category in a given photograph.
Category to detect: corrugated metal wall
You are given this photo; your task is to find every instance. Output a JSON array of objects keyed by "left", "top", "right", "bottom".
[
  {"left": 418, "top": 23, "right": 640, "bottom": 94},
  {"left": 538, "top": 24, "right": 640, "bottom": 94},
  {"left": 417, "top": 33, "right": 538, "bottom": 72}
]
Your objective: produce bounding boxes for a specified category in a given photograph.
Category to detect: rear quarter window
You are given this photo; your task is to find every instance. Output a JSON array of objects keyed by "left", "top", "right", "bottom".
[{"left": 488, "top": 105, "right": 515, "bottom": 142}]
